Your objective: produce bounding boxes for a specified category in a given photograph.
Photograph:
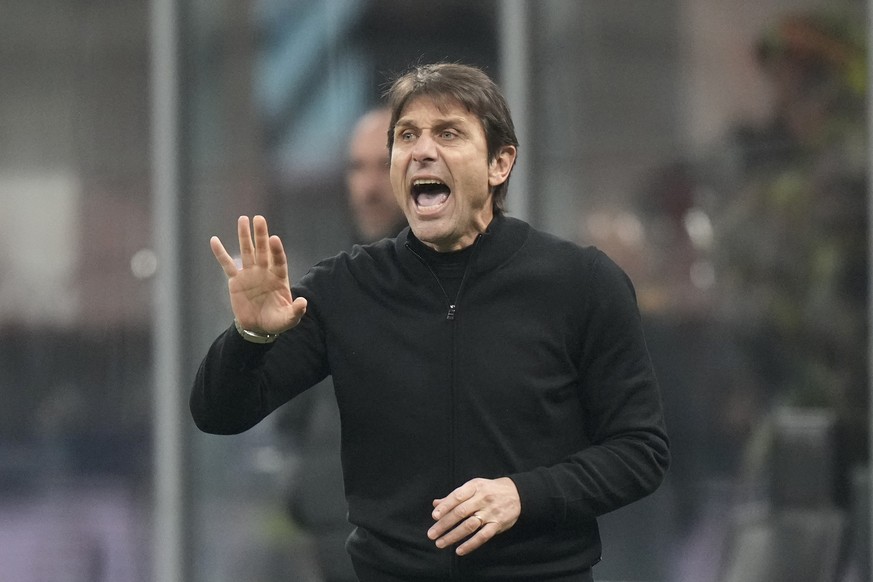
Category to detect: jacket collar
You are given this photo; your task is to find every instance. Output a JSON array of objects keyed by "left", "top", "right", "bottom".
[{"left": 395, "top": 214, "right": 532, "bottom": 277}]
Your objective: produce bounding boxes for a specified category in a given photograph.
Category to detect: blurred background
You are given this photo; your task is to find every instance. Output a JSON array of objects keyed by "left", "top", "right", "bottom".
[{"left": 0, "top": 0, "right": 869, "bottom": 580}]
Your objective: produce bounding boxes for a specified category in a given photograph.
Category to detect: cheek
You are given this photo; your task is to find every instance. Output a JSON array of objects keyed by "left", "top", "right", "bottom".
[
  {"left": 456, "top": 167, "right": 492, "bottom": 203},
  {"left": 388, "top": 167, "right": 403, "bottom": 195},
  {"left": 389, "top": 176, "right": 406, "bottom": 207},
  {"left": 389, "top": 149, "right": 405, "bottom": 176}
]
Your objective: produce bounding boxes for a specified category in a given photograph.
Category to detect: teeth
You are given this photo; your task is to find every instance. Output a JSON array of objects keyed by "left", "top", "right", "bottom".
[{"left": 411, "top": 178, "right": 449, "bottom": 208}]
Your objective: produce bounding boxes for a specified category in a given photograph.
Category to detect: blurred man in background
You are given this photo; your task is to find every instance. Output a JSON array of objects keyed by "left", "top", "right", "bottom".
[
  {"left": 345, "top": 107, "right": 408, "bottom": 244},
  {"left": 276, "top": 106, "right": 405, "bottom": 582}
]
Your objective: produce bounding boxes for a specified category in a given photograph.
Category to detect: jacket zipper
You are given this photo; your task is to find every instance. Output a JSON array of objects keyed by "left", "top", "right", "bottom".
[
  {"left": 403, "top": 243, "right": 454, "bottom": 319},
  {"left": 405, "top": 252, "right": 474, "bottom": 319},
  {"left": 405, "top": 236, "right": 482, "bottom": 577},
  {"left": 404, "top": 234, "right": 482, "bottom": 320}
]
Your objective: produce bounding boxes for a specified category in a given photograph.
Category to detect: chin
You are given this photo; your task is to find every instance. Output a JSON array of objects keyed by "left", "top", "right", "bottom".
[{"left": 410, "top": 223, "right": 443, "bottom": 243}]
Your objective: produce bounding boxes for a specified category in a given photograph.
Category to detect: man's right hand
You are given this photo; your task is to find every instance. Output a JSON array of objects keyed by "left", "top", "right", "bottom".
[{"left": 210, "top": 215, "right": 308, "bottom": 335}]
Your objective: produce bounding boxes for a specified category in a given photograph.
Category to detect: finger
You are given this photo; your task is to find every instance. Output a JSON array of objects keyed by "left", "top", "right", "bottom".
[
  {"left": 455, "top": 522, "right": 499, "bottom": 556},
  {"left": 210, "top": 236, "right": 238, "bottom": 278},
  {"left": 268, "top": 235, "right": 289, "bottom": 282},
  {"left": 237, "top": 216, "right": 255, "bottom": 268},
  {"left": 285, "top": 296, "right": 309, "bottom": 328},
  {"left": 428, "top": 499, "right": 478, "bottom": 541},
  {"left": 252, "top": 215, "right": 270, "bottom": 268},
  {"left": 430, "top": 514, "right": 485, "bottom": 549},
  {"left": 432, "top": 481, "right": 477, "bottom": 521}
]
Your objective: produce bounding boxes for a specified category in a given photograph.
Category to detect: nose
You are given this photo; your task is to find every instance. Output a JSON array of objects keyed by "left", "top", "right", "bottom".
[{"left": 411, "top": 131, "right": 438, "bottom": 163}]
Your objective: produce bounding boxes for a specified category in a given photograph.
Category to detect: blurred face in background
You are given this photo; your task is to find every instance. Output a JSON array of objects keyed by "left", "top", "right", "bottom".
[{"left": 346, "top": 108, "right": 406, "bottom": 242}]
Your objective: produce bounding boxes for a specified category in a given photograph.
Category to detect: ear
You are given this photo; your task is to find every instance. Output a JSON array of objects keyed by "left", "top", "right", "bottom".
[{"left": 488, "top": 145, "right": 517, "bottom": 188}]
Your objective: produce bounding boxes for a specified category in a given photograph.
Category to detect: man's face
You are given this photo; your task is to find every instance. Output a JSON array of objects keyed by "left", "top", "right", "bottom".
[
  {"left": 347, "top": 110, "right": 406, "bottom": 242},
  {"left": 390, "top": 97, "right": 515, "bottom": 252}
]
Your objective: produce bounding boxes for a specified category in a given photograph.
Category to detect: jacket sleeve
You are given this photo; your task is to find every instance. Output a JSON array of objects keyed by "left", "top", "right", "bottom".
[
  {"left": 509, "top": 250, "right": 670, "bottom": 526},
  {"left": 189, "top": 297, "right": 330, "bottom": 435}
]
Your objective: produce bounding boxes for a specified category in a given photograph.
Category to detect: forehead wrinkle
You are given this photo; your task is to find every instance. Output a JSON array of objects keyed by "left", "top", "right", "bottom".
[{"left": 395, "top": 114, "right": 472, "bottom": 132}]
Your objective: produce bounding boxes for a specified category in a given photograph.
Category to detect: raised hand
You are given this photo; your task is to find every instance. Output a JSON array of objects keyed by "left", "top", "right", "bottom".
[{"left": 210, "top": 215, "right": 308, "bottom": 335}]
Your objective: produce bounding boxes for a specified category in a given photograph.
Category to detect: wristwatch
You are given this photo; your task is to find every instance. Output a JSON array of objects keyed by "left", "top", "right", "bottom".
[{"left": 234, "top": 319, "right": 280, "bottom": 344}]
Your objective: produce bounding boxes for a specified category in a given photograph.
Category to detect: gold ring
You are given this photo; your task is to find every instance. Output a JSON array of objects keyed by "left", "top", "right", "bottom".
[{"left": 471, "top": 514, "right": 484, "bottom": 528}]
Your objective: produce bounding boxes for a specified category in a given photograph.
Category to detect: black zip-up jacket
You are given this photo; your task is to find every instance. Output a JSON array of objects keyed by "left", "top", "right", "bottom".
[{"left": 191, "top": 215, "right": 669, "bottom": 580}]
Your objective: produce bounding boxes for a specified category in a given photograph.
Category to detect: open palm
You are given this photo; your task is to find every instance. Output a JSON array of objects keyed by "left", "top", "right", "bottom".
[{"left": 210, "top": 215, "right": 308, "bottom": 335}]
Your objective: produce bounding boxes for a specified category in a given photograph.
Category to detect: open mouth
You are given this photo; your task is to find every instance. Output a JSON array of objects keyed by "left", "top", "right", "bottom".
[{"left": 412, "top": 179, "right": 451, "bottom": 208}]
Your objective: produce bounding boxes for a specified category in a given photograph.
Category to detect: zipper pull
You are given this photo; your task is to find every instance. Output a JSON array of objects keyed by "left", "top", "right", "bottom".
[{"left": 446, "top": 305, "right": 456, "bottom": 320}]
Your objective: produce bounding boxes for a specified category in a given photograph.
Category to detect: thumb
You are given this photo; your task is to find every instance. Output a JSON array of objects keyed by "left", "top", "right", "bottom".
[{"left": 282, "top": 296, "right": 308, "bottom": 329}]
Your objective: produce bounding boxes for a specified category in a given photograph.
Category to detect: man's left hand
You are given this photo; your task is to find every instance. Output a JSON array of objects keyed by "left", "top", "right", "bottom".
[{"left": 427, "top": 477, "right": 521, "bottom": 556}]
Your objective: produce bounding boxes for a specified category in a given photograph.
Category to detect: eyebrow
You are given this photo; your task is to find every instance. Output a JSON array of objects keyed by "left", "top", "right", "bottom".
[{"left": 394, "top": 116, "right": 469, "bottom": 131}]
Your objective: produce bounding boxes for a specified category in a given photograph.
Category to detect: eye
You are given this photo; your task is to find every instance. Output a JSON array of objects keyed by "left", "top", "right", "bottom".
[
  {"left": 398, "top": 129, "right": 416, "bottom": 142},
  {"left": 439, "top": 130, "right": 457, "bottom": 140}
]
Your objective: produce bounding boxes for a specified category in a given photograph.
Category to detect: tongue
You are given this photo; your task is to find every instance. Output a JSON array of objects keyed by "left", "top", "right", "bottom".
[{"left": 417, "top": 192, "right": 449, "bottom": 207}]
